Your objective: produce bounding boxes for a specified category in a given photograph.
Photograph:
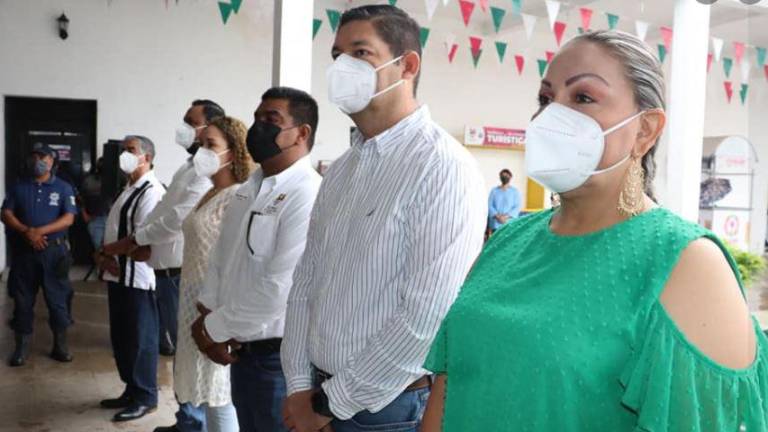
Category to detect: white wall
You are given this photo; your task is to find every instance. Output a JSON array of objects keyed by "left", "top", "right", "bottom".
[{"left": 0, "top": 0, "right": 274, "bottom": 268}]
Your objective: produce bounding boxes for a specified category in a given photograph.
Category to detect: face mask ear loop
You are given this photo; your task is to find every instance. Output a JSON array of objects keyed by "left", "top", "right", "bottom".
[
  {"left": 602, "top": 110, "right": 645, "bottom": 136},
  {"left": 374, "top": 55, "right": 404, "bottom": 72}
]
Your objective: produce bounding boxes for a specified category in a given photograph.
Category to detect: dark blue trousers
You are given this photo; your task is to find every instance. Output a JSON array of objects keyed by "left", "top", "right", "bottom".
[
  {"left": 231, "top": 349, "right": 288, "bottom": 432},
  {"left": 107, "top": 282, "right": 159, "bottom": 406},
  {"left": 155, "top": 274, "right": 180, "bottom": 348},
  {"left": 8, "top": 243, "right": 72, "bottom": 335}
]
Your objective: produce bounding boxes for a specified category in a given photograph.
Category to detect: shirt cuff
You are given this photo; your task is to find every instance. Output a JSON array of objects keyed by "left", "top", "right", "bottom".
[
  {"left": 286, "top": 375, "right": 313, "bottom": 396},
  {"left": 322, "top": 375, "right": 364, "bottom": 420},
  {"left": 203, "top": 310, "right": 230, "bottom": 343},
  {"left": 133, "top": 228, "right": 150, "bottom": 246}
]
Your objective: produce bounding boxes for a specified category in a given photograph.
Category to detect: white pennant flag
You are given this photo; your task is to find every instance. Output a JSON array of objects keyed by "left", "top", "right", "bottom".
[
  {"left": 741, "top": 59, "right": 751, "bottom": 82},
  {"left": 425, "top": 0, "right": 440, "bottom": 21},
  {"left": 522, "top": 13, "right": 537, "bottom": 40},
  {"left": 712, "top": 37, "right": 724, "bottom": 63},
  {"left": 635, "top": 20, "right": 649, "bottom": 41},
  {"left": 545, "top": 0, "right": 560, "bottom": 30},
  {"left": 442, "top": 0, "right": 450, "bottom": 5},
  {"left": 444, "top": 34, "right": 456, "bottom": 53}
]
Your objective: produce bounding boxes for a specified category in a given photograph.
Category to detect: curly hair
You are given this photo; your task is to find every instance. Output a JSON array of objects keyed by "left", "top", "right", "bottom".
[{"left": 208, "top": 116, "right": 254, "bottom": 183}]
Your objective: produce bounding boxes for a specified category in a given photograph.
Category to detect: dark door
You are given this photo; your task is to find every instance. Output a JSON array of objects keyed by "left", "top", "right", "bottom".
[{"left": 4, "top": 96, "right": 97, "bottom": 265}]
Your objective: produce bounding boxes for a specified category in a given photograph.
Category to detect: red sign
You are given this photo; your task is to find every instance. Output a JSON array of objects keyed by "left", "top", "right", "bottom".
[{"left": 464, "top": 126, "right": 525, "bottom": 149}]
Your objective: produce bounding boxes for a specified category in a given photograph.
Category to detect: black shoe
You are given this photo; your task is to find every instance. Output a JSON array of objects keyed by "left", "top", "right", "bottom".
[
  {"left": 159, "top": 345, "right": 176, "bottom": 357},
  {"left": 153, "top": 425, "right": 181, "bottom": 432},
  {"left": 100, "top": 394, "right": 133, "bottom": 409},
  {"left": 50, "top": 329, "right": 73, "bottom": 362},
  {"left": 8, "top": 333, "right": 30, "bottom": 367},
  {"left": 112, "top": 404, "right": 156, "bottom": 422}
]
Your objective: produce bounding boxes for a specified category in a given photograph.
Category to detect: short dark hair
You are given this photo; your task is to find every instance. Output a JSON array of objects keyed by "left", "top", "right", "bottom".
[
  {"left": 261, "top": 87, "right": 319, "bottom": 150},
  {"left": 500, "top": 169, "right": 512, "bottom": 176},
  {"left": 192, "top": 99, "right": 226, "bottom": 123},
  {"left": 339, "top": 5, "right": 422, "bottom": 95}
]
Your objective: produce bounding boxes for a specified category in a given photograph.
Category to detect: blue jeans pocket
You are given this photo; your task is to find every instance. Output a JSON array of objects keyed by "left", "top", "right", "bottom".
[{"left": 343, "top": 388, "right": 430, "bottom": 432}]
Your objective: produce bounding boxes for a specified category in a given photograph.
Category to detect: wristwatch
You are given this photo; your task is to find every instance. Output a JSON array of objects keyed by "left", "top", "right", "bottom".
[{"left": 311, "top": 388, "right": 334, "bottom": 418}]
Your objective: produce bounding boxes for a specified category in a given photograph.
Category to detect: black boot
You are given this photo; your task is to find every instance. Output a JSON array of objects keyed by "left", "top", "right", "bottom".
[
  {"left": 9, "top": 333, "right": 30, "bottom": 367},
  {"left": 50, "top": 329, "right": 73, "bottom": 362}
]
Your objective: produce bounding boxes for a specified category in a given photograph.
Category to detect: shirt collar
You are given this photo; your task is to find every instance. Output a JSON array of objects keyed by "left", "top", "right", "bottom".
[
  {"left": 128, "top": 170, "right": 155, "bottom": 189},
  {"left": 259, "top": 155, "right": 313, "bottom": 189},
  {"left": 352, "top": 105, "right": 431, "bottom": 156},
  {"left": 35, "top": 175, "right": 57, "bottom": 185}
]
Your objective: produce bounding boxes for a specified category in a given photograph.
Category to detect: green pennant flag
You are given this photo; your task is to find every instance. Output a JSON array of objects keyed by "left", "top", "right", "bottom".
[
  {"left": 389, "top": 0, "right": 398, "bottom": 5},
  {"left": 230, "top": 0, "right": 242, "bottom": 13},
  {"left": 657, "top": 44, "right": 667, "bottom": 64},
  {"left": 218, "top": 2, "right": 233, "bottom": 24},
  {"left": 495, "top": 41, "right": 508, "bottom": 63},
  {"left": 757, "top": 47, "right": 766, "bottom": 67},
  {"left": 606, "top": 13, "right": 619, "bottom": 30},
  {"left": 491, "top": 7, "right": 506, "bottom": 33},
  {"left": 326, "top": 9, "right": 341, "bottom": 33},
  {"left": 578, "top": 27, "right": 585, "bottom": 34},
  {"left": 740, "top": 83, "right": 749, "bottom": 105},
  {"left": 472, "top": 49, "right": 483, "bottom": 68},
  {"left": 511, "top": 0, "right": 522, "bottom": 15},
  {"left": 723, "top": 57, "right": 733, "bottom": 78},
  {"left": 313, "top": 19, "right": 322, "bottom": 40},
  {"left": 419, "top": 27, "right": 430, "bottom": 49},
  {"left": 537, "top": 59, "right": 548, "bottom": 77}
]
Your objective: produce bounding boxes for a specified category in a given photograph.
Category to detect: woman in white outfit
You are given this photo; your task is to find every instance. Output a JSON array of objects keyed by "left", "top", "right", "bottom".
[{"left": 174, "top": 116, "right": 253, "bottom": 432}]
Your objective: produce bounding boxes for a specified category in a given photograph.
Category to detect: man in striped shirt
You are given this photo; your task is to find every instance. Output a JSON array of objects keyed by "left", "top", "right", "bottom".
[{"left": 282, "top": 5, "right": 486, "bottom": 432}]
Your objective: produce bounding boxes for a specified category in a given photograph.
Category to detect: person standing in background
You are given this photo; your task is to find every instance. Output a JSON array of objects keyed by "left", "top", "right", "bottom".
[
  {"left": 487, "top": 168, "right": 521, "bottom": 234},
  {"left": 81, "top": 157, "right": 110, "bottom": 249}
]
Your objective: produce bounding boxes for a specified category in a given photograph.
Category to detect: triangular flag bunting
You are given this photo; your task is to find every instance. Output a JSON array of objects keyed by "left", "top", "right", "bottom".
[
  {"left": 764, "top": 64, "right": 768, "bottom": 82},
  {"left": 707, "top": 53, "right": 713, "bottom": 73},
  {"left": 230, "top": 0, "right": 242, "bottom": 13},
  {"left": 512, "top": 0, "right": 522, "bottom": 15},
  {"left": 469, "top": 36, "right": 483, "bottom": 57},
  {"left": 635, "top": 20, "right": 649, "bottom": 41},
  {"left": 659, "top": 26, "right": 673, "bottom": 51},
  {"left": 448, "top": 44, "right": 459, "bottom": 63},
  {"left": 218, "top": 2, "right": 233, "bottom": 24},
  {"left": 495, "top": 41, "right": 508, "bottom": 63},
  {"left": 724, "top": 81, "right": 733, "bottom": 103},
  {"left": 537, "top": 59, "right": 548, "bottom": 77},
  {"left": 313, "top": 19, "right": 322, "bottom": 40},
  {"left": 579, "top": 8, "right": 593, "bottom": 31},
  {"left": 712, "top": 37, "right": 724, "bottom": 62},
  {"left": 443, "top": 0, "right": 450, "bottom": 4},
  {"left": 420, "top": 27, "right": 430, "bottom": 49},
  {"left": 756, "top": 47, "right": 766, "bottom": 67},
  {"left": 578, "top": 27, "right": 585, "bottom": 35},
  {"left": 741, "top": 59, "right": 751, "bottom": 82},
  {"left": 606, "top": 13, "right": 619, "bottom": 30},
  {"left": 491, "top": 7, "right": 506, "bottom": 33},
  {"left": 326, "top": 9, "right": 341, "bottom": 33},
  {"left": 545, "top": 0, "right": 560, "bottom": 30},
  {"left": 444, "top": 34, "right": 456, "bottom": 52},
  {"left": 554, "top": 21, "right": 566, "bottom": 47},
  {"left": 657, "top": 44, "right": 667, "bottom": 64},
  {"left": 522, "top": 13, "right": 536, "bottom": 41},
  {"left": 515, "top": 54, "right": 525, "bottom": 75},
  {"left": 545, "top": 50, "right": 555, "bottom": 63},
  {"left": 425, "top": 0, "right": 439, "bottom": 21},
  {"left": 479, "top": 0, "right": 489, "bottom": 12},
  {"left": 733, "top": 41, "right": 745, "bottom": 64},
  {"left": 723, "top": 57, "right": 733, "bottom": 78},
  {"left": 739, "top": 83, "right": 748, "bottom": 105},
  {"left": 459, "top": 0, "right": 475, "bottom": 26},
  {"left": 472, "top": 49, "right": 483, "bottom": 68},
  {"left": 389, "top": 0, "right": 397, "bottom": 5}
]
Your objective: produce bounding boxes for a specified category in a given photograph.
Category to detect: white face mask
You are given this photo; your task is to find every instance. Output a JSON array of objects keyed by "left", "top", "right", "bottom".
[
  {"left": 524, "top": 103, "right": 645, "bottom": 193},
  {"left": 326, "top": 53, "right": 405, "bottom": 114},
  {"left": 119, "top": 151, "right": 144, "bottom": 175},
  {"left": 175, "top": 122, "right": 204, "bottom": 149},
  {"left": 193, "top": 147, "right": 230, "bottom": 178}
]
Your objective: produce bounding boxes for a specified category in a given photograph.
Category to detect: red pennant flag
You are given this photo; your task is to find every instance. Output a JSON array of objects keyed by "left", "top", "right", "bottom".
[
  {"left": 515, "top": 54, "right": 525, "bottom": 75},
  {"left": 579, "top": 8, "right": 593, "bottom": 31},
  {"left": 459, "top": 0, "right": 475, "bottom": 26},
  {"left": 479, "top": 0, "right": 489, "bottom": 12},
  {"left": 659, "top": 26, "right": 673, "bottom": 51},
  {"left": 724, "top": 81, "right": 733, "bottom": 103},
  {"left": 733, "top": 41, "right": 745, "bottom": 64},
  {"left": 469, "top": 36, "right": 483, "bottom": 57},
  {"left": 707, "top": 53, "right": 713, "bottom": 73},
  {"left": 764, "top": 64, "right": 768, "bottom": 82},
  {"left": 448, "top": 44, "right": 458, "bottom": 63},
  {"left": 553, "top": 21, "right": 566, "bottom": 47},
  {"left": 546, "top": 50, "right": 555, "bottom": 63}
]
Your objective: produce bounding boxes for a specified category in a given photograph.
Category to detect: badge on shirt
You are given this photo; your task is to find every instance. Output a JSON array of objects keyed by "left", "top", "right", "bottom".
[
  {"left": 70, "top": 196, "right": 76, "bottom": 207},
  {"left": 235, "top": 193, "right": 249, "bottom": 201},
  {"left": 263, "top": 194, "right": 288, "bottom": 215},
  {"left": 49, "top": 192, "right": 60, "bottom": 206}
]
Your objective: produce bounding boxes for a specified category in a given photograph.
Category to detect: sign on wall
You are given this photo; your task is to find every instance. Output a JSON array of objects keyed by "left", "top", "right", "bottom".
[{"left": 464, "top": 126, "right": 525, "bottom": 150}]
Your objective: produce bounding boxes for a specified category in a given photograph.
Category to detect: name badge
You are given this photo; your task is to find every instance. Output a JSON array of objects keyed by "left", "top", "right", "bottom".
[{"left": 49, "top": 192, "right": 60, "bottom": 206}]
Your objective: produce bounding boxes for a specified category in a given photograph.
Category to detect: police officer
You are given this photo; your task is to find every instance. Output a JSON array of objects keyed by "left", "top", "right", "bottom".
[{"left": 1, "top": 143, "right": 78, "bottom": 367}]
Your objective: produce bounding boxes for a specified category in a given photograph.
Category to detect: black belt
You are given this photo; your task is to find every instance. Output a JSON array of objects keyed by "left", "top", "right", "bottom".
[
  {"left": 154, "top": 267, "right": 181, "bottom": 278},
  {"left": 312, "top": 366, "right": 432, "bottom": 391},
  {"left": 236, "top": 338, "right": 282, "bottom": 355}
]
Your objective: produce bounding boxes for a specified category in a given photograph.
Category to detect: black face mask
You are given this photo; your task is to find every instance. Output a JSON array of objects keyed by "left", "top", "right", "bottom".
[
  {"left": 186, "top": 142, "right": 200, "bottom": 156},
  {"left": 500, "top": 175, "right": 511, "bottom": 185},
  {"left": 246, "top": 121, "right": 295, "bottom": 163}
]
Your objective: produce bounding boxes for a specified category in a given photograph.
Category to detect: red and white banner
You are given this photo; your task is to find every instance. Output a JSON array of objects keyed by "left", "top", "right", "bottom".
[{"left": 464, "top": 126, "right": 525, "bottom": 149}]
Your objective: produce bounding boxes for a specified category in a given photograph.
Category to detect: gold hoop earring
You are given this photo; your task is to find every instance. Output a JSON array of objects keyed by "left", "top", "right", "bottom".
[{"left": 617, "top": 157, "right": 646, "bottom": 217}]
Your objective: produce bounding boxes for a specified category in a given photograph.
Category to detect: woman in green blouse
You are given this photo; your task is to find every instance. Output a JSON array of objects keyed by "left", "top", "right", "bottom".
[{"left": 422, "top": 30, "right": 767, "bottom": 431}]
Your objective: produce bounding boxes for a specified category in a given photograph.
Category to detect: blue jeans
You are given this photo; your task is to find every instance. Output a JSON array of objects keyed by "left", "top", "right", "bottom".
[
  {"left": 231, "top": 349, "right": 287, "bottom": 432},
  {"left": 176, "top": 402, "right": 206, "bottom": 432},
  {"left": 87, "top": 216, "right": 107, "bottom": 249},
  {"left": 175, "top": 402, "right": 238, "bottom": 432},
  {"left": 156, "top": 274, "right": 180, "bottom": 348},
  {"left": 330, "top": 387, "right": 430, "bottom": 432},
  {"left": 205, "top": 403, "right": 239, "bottom": 432}
]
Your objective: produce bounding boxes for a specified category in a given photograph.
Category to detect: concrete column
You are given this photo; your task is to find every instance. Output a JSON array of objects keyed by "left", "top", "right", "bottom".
[
  {"left": 663, "top": 0, "right": 711, "bottom": 221},
  {"left": 272, "top": 0, "right": 314, "bottom": 92}
]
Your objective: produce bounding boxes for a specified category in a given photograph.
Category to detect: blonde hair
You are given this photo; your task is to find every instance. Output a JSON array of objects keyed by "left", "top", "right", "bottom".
[{"left": 208, "top": 116, "right": 254, "bottom": 183}]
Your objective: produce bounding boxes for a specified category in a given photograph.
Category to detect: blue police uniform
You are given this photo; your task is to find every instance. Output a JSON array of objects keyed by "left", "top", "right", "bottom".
[{"left": 2, "top": 174, "right": 78, "bottom": 335}]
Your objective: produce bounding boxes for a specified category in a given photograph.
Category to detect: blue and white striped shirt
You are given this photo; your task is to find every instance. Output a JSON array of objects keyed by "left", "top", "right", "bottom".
[{"left": 281, "top": 106, "right": 487, "bottom": 420}]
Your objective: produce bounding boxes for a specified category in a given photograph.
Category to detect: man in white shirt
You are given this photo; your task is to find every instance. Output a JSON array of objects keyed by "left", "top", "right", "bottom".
[
  {"left": 94, "top": 135, "right": 165, "bottom": 423},
  {"left": 191, "top": 87, "right": 322, "bottom": 432},
  {"left": 281, "top": 6, "right": 486, "bottom": 432},
  {"left": 103, "top": 99, "right": 223, "bottom": 432}
]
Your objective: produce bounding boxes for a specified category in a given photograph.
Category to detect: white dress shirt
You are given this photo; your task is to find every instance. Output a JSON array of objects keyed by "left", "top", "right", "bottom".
[
  {"left": 104, "top": 170, "right": 165, "bottom": 290},
  {"left": 134, "top": 159, "right": 211, "bottom": 270},
  {"left": 199, "top": 156, "right": 321, "bottom": 343},
  {"left": 281, "top": 106, "right": 487, "bottom": 420}
]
